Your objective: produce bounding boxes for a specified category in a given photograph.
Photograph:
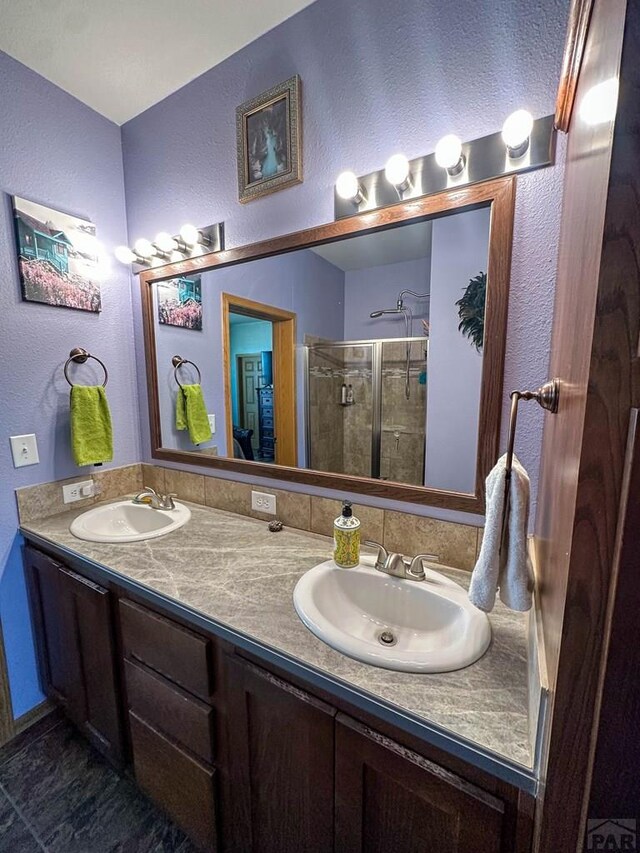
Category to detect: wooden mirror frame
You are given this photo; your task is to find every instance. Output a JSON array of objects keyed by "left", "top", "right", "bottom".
[{"left": 140, "top": 175, "right": 515, "bottom": 513}]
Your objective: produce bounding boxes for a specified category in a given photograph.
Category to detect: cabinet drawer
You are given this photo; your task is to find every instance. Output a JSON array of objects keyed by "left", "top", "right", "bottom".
[
  {"left": 130, "top": 712, "right": 217, "bottom": 853},
  {"left": 261, "top": 417, "right": 274, "bottom": 428},
  {"left": 120, "top": 599, "right": 213, "bottom": 701},
  {"left": 125, "top": 658, "right": 215, "bottom": 764}
]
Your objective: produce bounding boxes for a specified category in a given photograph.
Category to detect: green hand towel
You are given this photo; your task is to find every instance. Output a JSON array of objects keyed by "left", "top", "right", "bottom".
[
  {"left": 70, "top": 385, "right": 113, "bottom": 467},
  {"left": 176, "top": 384, "right": 212, "bottom": 445}
]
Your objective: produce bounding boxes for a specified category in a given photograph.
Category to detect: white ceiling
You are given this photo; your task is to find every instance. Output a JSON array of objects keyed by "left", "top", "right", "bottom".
[
  {"left": 311, "top": 221, "right": 433, "bottom": 272},
  {"left": 0, "top": 0, "right": 317, "bottom": 124}
]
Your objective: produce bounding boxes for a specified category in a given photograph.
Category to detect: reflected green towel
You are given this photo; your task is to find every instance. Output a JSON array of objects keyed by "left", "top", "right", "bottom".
[
  {"left": 70, "top": 385, "right": 113, "bottom": 466},
  {"left": 176, "top": 384, "right": 212, "bottom": 445}
]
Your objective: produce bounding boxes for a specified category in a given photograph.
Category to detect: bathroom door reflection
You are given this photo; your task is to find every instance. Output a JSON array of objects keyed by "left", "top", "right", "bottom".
[{"left": 306, "top": 343, "right": 375, "bottom": 478}]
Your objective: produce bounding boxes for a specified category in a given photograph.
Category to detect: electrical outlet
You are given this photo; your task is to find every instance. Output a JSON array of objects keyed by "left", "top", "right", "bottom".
[
  {"left": 10, "top": 434, "right": 39, "bottom": 468},
  {"left": 63, "top": 480, "right": 95, "bottom": 504},
  {"left": 251, "top": 490, "right": 276, "bottom": 514},
  {"left": 208, "top": 414, "right": 216, "bottom": 433}
]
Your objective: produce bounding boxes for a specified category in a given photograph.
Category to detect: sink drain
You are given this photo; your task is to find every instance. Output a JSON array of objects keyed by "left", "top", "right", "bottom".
[{"left": 377, "top": 629, "right": 397, "bottom": 647}]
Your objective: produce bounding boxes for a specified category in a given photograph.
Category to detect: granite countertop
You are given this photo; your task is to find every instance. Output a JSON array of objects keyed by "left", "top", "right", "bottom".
[{"left": 21, "top": 498, "right": 532, "bottom": 775}]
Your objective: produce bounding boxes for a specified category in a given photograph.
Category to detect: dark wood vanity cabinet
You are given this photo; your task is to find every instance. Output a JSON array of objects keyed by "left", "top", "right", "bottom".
[
  {"left": 335, "top": 714, "right": 505, "bottom": 853},
  {"left": 23, "top": 545, "right": 124, "bottom": 766},
  {"left": 23, "top": 544, "right": 532, "bottom": 853},
  {"left": 224, "top": 656, "right": 335, "bottom": 853}
]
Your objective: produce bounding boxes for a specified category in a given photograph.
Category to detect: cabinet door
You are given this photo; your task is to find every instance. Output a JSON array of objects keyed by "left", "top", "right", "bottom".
[
  {"left": 23, "top": 546, "right": 71, "bottom": 706},
  {"left": 59, "top": 566, "right": 124, "bottom": 766},
  {"left": 224, "top": 656, "right": 335, "bottom": 853},
  {"left": 335, "top": 714, "right": 505, "bottom": 853}
]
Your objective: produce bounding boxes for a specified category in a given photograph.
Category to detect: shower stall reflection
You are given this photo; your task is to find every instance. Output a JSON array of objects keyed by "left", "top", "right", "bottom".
[{"left": 305, "top": 337, "right": 428, "bottom": 486}]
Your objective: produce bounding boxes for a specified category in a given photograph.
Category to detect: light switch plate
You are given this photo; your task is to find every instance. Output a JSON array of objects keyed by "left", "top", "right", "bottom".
[
  {"left": 10, "top": 434, "right": 39, "bottom": 468},
  {"left": 208, "top": 414, "right": 216, "bottom": 433},
  {"left": 251, "top": 490, "right": 276, "bottom": 514}
]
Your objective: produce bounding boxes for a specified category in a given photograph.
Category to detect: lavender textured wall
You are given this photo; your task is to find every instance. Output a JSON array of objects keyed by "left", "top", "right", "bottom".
[
  {"left": 343, "top": 257, "right": 431, "bottom": 341},
  {"left": 122, "top": 0, "right": 568, "bottom": 525},
  {"left": 0, "top": 51, "right": 138, "bottom": 716},
  {"left": 153, "top": 249, "right": 344, "bottom": 460}
]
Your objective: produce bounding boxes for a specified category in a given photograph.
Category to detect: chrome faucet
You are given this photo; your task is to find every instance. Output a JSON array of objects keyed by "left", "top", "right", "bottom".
[
  {"left": 132, "top": 487, "right": 177, "bottom": 511},
  {"left": 363, "top": 540, "right": 439, "bottom": 582}
]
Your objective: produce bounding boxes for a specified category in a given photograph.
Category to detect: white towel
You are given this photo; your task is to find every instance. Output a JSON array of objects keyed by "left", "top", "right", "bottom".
[{"left": 468, "top": 453, "right": 532, "bottom": 613}]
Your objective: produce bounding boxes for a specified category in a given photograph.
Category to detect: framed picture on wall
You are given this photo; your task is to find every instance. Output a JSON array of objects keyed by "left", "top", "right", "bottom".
[
  {"left": 157, "top": 275, "right": 203, "bottom": 330},
  {"left": 236, "top": 75, "right": 302, "bottom": 203},
  {"left": 11, "top": 195, "right": 102, "bottom": 313}
]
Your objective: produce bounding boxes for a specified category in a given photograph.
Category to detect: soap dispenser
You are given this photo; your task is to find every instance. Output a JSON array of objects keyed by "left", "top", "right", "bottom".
[{"left": 333, "top": 501, "right": 361, "bottom": 568}]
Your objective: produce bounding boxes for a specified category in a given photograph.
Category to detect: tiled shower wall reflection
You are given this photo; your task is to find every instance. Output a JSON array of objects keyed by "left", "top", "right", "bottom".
[
  {"left": 380, "top": 340, "right": 427, "bottom": 486},
  {"left": 307, "top": 339, "right": 428, "bottom": 485}
]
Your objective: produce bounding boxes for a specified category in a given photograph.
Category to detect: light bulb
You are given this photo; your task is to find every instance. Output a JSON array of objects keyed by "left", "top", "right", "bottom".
[
  {"left": 502, "top": 109, "right": 534, "bottom": 157},
  {"left": 579, "top": 77, "right": 619, "bottom": 126},
  {"left": 435, "top": 134, "right": 465, "bottom": 175},
  {"left": 155, "top": 231, "right": 178, "bottom": 253},
  {"left": 180, "top": 223, "right": 200, "bottom": 247},
  {"left": 134, "top": 238, "right": 155, "bottom": 258},
  {"left": 384, "top": 154, "right": 411, "bottom": 190},
  {"left": 335, "top": 171, "right": 364, "bottom": 203},
  {"left": 115, "top": 245, "right": 137, "bottom": 264}
]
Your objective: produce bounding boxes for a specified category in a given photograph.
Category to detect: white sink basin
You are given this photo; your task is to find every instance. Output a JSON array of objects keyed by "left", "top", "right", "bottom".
[
  {"left": 70, "top": 500, "right": 191, "bottom": 543},
  {"left": 293, "top": 560, "right": 491, "bottom": 673}
]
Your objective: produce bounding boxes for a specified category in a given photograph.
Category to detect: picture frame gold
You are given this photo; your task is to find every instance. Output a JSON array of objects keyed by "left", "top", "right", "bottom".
[{"left": 236, "top": 75, "right": 302, "bottom": 203}]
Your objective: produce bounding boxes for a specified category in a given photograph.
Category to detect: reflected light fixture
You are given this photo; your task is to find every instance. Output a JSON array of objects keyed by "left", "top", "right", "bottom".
[
  {"left": 579, "top": 77, "right": 619, "bottom": 126},
  {"left": 114, "top": 245, "right": 141, "bottom": 265},
  {"left": 134, "top": 237, "right": 155, "bottom": 259},
  {"left": 384, "top": 154, "right": 412, "bottom": 192},
  {"left": 155, "top": 231, "right": 179, "bottom": 254},
  {"left": 502, "top": 109, "right": 534, "bottom": 158},
  {"left": 335, "top": 170, "right": 366, "bottom": 205},
  {"left": 435, "top": 134, "right": 465, "bottom": 176},
  {"left": 180, "top": 223, "right": 211, "bottom": 248}
]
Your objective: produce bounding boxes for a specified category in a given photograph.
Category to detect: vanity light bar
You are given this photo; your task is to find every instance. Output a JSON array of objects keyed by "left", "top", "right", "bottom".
[
  {"left": 115, "top": 222, "right": 225, "bottom": 268},
  {"left": 334, "top": 113, "right": 555, "bottom": 219}
]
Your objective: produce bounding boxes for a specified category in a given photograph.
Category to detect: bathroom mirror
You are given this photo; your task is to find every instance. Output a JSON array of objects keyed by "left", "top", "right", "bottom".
[{"left": 140, "top": 176, "right": 514, "bottom": 512}]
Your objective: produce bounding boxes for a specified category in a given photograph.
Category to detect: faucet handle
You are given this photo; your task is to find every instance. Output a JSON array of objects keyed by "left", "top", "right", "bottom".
[
  {"left": 363, "top": 540, "right": 388, "bottom": 570},
  {"left": 407, "top": 553, "right": 440, "bottom": 580},
  {"left": 161, "top": 493, "right": 177, "bottom": 510}
]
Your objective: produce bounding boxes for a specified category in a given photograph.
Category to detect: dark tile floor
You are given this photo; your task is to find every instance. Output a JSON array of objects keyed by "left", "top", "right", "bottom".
[{"left": 0, "top": 712, "right": 197, "bottom": 852}]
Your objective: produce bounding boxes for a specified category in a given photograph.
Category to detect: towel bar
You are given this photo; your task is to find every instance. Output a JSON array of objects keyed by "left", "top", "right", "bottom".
[
  {"left": 64, "top": 347, "right": 108, "bottom": 387},
  {"left": 172, "top": 354, "right": 202, "bottom": 388},
  {"left": 500, "top": 379, "right": 560, "bottom": 551}
]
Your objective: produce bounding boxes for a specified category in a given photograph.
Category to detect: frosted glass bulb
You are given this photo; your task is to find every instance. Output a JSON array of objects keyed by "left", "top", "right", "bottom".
[
  {"left": 435, "top": 135, "right": 464, "bottom": 173},
  {"left": 502, "top": 110, "right": 534, "bottom": 155},
  {"left": 384, "top": 154, "right": 411, "bottom": 188},
  {"left": 336, "top": 171, "right": 360, "bottom": 201},
  {"left": 115, "top": 245, "right": 136, "bottom": 264},
  {"left": 155, "top": 231, "right": 177, "bottom": 253},
  {"left": 134, "top": 238, "right": 154, "bottom": 258},
  {"left": 180, "top": 223, "right": 200, "bottom": 247}
]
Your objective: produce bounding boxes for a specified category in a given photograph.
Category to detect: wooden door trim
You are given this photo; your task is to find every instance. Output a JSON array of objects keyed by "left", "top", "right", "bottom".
[
  {"left": 555, "top": 0, "right": 595, "bottom": 131},
  {"left": 221, "top": 292, "right": 297, "bottom": 466}
]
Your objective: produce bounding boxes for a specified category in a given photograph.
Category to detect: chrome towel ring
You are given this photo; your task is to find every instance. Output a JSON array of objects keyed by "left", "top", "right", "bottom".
[
  {"left": 172, "top": 355, "right": 202, "bottom": 388},
  {"left": 64, "top": 347, "right": 109, "bottom": 387}
]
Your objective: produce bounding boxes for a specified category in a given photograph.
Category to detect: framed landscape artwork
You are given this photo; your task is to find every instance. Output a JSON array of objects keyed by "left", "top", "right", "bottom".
[
  {"left": 157, "top": 275, "right": 203, "bottom": 330},
  {"left": 12, "top": 195, "right": 102, "bottom": 312},
  {"left": 236, "top": 75, "right": 302, "bottom": 203}
]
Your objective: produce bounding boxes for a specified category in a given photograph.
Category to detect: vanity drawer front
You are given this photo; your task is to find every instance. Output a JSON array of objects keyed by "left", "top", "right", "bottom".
[
  {"left": 130, "top": 712, "right": 218, "bottom": 853},
  {"left": 120, "top": 599, "right": 214, "bottom": 701},
  {"left": 124, "top": 658, "right": 215, "bottom": 764}
]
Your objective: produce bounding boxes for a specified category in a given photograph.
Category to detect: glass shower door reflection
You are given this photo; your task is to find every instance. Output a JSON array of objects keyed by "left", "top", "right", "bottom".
[{"left": 306, "top": 343, "right": 375, "bottom": 477}]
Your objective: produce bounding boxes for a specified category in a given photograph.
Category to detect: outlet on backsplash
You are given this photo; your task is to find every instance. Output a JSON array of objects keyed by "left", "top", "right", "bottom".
[
  {"left": 251, "top": 490, "right": 276, "bottom": 514},
  {"left": 63, "top": 480, "right": 97, "bottom": 504}
]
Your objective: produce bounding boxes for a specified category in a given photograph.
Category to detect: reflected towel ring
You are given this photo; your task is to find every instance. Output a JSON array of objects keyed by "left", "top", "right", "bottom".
[
  {"left": 172, "top": 355, "right": 202, "bottom": 388},
  {"left": 64, "top": 347, "right": 109, "bottom": 387}
]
